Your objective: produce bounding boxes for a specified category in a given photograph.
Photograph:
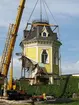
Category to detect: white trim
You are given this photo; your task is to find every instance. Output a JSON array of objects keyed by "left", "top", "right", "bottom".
[
  {"left": 51, "top": 47, "right": 52, "bottom": 73},
  {"left": 24, "top": 43, "right": 38, "bottom": 47},
  {"left": 52, "top": 42, "right": 54, "bottom": 74},
  {"left": 36, "top": 46, "right": 38, "bottom": 62},
  {"left": 41, "top": 26, "right": 49, "bottom": 37},
  {"left": 50, "top": 77, "right": 53, "bottom": 84},
  {"left": 24, "top": 43, "right": 52, "bottom": 48},
  {"left": 40, "top": 50, "right": 42, "bottom": 63},
  {"left": 40, "top": 49, "right": 50, "bottom": 64},
  {"left": 25, "top": 46, "right": 37, "bottom": 48},
  {"left": 38, "top": 46, "right": 52, "bottom": 49},
  {"left": 46, "top": 50, "right": 49, "bottom": 63}
]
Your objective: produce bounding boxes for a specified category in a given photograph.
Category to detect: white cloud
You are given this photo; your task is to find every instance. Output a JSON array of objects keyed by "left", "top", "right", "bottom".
[
  {"left": 13, "top": 57, "right": 22, "bottom": 79},
  {"left": 0, "top": 56, "right": 22, "bottom": 79},
  {"left": 48, "top": 1, "right": 79, "bottom": 16},
  {"left": 0, "top": 0, "right": 79, "bottom": 28},
  {"left": 61, "top": 61, "right": 79, "bottom": 75}
]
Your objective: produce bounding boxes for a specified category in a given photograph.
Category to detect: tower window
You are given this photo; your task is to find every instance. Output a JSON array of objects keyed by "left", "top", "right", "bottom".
[
  {"left": 43, "top": 32, "right": 46, "bottom": 37},
  {"left": 41, "top": 50, "right": 49, "bottom": 64}
]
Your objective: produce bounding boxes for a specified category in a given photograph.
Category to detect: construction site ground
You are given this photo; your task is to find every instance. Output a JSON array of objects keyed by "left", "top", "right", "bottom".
[
  {"left": 0, "top": 98, "right": 79, "bottom": 105},
  {"left": 0, "top": 99, "right": 33, "bottom": 105}
]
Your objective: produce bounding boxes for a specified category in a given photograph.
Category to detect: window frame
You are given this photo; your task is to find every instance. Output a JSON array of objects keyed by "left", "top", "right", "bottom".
[{"left": 41, "top": 50, "right": 49, "bottom": 64}]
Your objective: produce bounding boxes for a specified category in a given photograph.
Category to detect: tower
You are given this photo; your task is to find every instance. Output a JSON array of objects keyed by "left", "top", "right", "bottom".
[{"left": 20, "top": 20, "right": 62, "bottom": 84}]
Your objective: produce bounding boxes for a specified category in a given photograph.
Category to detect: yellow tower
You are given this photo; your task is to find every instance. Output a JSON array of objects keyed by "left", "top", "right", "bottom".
[{"left": 20, "top": 20, "right": 62, "bottom": 84}]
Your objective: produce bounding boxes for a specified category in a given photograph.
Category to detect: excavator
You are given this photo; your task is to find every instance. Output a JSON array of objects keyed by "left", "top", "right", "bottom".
[{"left": 0, "top": 0, "right": 26, "bottom": 98}]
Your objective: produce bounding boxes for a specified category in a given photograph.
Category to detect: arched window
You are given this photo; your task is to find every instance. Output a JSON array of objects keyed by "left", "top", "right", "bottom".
[
  {"left": 41, "top": 50, "right": 49, "bottom": 64},
  {"left": 43, "top": 32, "right": 46, "bottom": 37}
]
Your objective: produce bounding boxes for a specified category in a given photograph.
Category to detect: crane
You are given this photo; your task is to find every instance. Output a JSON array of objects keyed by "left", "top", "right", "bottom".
[{"left": 0, "top": 0, "right": 26, "bottom": 96}]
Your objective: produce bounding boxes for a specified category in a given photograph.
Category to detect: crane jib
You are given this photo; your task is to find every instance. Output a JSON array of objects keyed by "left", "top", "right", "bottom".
[{"left": 0, "top": 0, "right": 26, "bottom": 76}]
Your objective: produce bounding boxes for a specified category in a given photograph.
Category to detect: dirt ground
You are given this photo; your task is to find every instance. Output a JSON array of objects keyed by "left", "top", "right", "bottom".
[
  {"left": 0, "top": 98, "right": 75, "bottom": 105},
  {"left": 0, "top": 100, "right": 31, "bottom": 105},
  {"left": 0, "top": 101, "right": 11, "bottom": 105}
]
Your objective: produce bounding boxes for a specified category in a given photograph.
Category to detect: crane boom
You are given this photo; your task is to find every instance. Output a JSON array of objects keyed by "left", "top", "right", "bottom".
[{"left": 0, "top": 0, "right": 26, "bottom": 76}]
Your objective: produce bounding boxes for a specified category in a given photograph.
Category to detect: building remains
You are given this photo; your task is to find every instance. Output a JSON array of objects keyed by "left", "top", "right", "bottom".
[{"left": 20, "top": 20, "right": 62, "bottom": 85}]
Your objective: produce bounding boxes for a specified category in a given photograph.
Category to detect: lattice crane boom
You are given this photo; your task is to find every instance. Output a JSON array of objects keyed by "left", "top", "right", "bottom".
[{"left": 0, "top": 0, "right": 26, "bottom": 76}]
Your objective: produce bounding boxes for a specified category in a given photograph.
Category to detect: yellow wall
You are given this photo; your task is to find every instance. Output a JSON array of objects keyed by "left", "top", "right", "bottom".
[
  {"left": 38, "top": 47, "right": 52, "bottom": 73},
  {"left": 25, "top": 47, "right": 36, "bottom": 61},
  {"left": 24, "top": 44, "right": 59, "bottom": 75}
]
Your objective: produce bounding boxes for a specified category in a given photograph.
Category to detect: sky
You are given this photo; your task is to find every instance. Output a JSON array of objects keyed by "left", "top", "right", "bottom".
[{"left": 0, "top": 0, "right": 79, "bottom": 78}]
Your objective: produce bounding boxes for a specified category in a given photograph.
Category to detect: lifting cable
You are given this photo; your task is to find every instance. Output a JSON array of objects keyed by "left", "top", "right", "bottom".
[
  {"left": 27, "top": 0, "right": 39, "bottom": 23},
  {"left": 25, "top": 0, "right": 59, "bottom": 31},
  {"left": 42, "top": 0, "right": 49, "bottom": 21},
  {"left": 43, "top": 0, "right": 61, "bottom": 40},
  {"left": 40, "top": 0, "right": 42, "bottom": 21},
  {"left": 43, "top": 0, "right": 58, "bottom": 25}
]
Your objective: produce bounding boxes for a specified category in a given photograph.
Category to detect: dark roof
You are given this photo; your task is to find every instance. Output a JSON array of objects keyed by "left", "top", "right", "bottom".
[{"left": 23, "top": 21, "right": 58, "bottom": 41}]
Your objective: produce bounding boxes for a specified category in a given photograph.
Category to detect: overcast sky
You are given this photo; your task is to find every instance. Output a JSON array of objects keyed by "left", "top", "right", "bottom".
[{"left": 0, "top": 0, "right": 79, "bottom": 78}]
